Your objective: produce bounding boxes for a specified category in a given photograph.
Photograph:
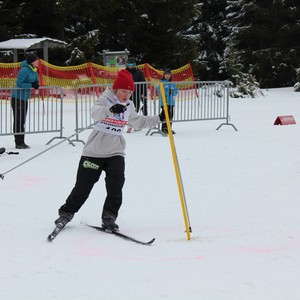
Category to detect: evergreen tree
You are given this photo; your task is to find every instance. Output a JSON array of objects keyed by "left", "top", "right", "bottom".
[
  {"left": 61, "top": 0, "right": 198, "bottom": 68},
  {"left": 57, "top": 0, "right": 143, "bottom": 64},
  {"left": 0, "top": 0, "right": 299, "bottom": 90},
  {"left": 189, "top": 0, "right": 228, "bottom": 81},
  {"left": 21, "top": 0, "right": 66, "bottom": 39},
  {"left": 0, "top": 0, "right": 26, "bottom": 41},
  {"left": 139, "top": 0, "right": 198, "bottom": 69},
  {"left": 294, "top": 68, "right": 300, "bottom": 91},
  {"left": 223, "top": 0, "right": 300, "bottom": 88}
]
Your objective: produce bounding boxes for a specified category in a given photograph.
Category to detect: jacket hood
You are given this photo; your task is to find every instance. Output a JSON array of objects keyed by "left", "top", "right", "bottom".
[
  {"left": 102, "top": 87, "right": 117, "bottom": 104},
  {"left": 21, "top": 60, "right": 37, "bottom": 72},
  {"left": 21, "top": 60, "right": 30, "bottom": 68}
]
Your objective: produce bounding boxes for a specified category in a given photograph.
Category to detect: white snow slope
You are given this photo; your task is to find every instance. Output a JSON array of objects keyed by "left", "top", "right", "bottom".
[{"left": 0, "top": 87, "right": 299, "bottom": 300}]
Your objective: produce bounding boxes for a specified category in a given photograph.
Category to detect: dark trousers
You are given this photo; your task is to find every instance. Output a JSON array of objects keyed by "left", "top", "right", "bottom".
[
  {"left": 11, "top": 98, "right": 28, "bottom": 145},
  {"left": 131, "top": 91, "right": 148, "bottom": 115},
  {"left": 60, "top": 156, "right": 125, "bottom": 219},
  {"left": 141, "top": 97, "right": 148, "bottom": 116},
  {"left": 161, "top": 105, "right": 174, "bottom": 131}
]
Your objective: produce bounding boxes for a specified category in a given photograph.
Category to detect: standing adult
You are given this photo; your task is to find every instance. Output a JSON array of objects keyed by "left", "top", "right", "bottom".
[
  {"left": 126, "top": 57, "right": 148, "bottom": 132},
  {"left": 11, "top": 53, "right": 39, "bottom": 149}
]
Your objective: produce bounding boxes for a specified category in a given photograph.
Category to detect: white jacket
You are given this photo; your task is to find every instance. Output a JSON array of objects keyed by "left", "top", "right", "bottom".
[{"left": 82, "top": 87, "right": 160, "bottom": 158}]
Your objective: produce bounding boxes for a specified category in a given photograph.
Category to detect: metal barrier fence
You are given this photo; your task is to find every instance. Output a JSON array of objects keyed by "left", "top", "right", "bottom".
[
  {"left": 72, "top": 81, "right": 236, "bottom": 143},
  {"left": 0, "top": 86, "right": 66, "bottom": 145},
  {"left": 0, "top": 82, "right": 236, "bottom": 146},
  {"left": 147, "top": 81, "right": 237, "bottom": 135}
]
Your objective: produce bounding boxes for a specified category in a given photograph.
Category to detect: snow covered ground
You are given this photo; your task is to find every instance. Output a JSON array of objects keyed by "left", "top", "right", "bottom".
[{"left": 0, "top": 87, "right": 299, "bottom": 300}]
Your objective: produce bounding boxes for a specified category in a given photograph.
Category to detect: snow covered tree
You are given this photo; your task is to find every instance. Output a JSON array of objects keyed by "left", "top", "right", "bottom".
[
  {"left": 188, "top": 0, "right": 228, "bottom": 80},
  {"left": 61, "top": 0, "right": 198, "bottom": 68},
  {"left": 65, "top": 47, "right": 85, "bottom": 65},
  {"left": 222, "top": 43, "right": 263, "bottom": 98},
  {"left": 0, "top": 0, "right": 298, "bottom": 90},
  {"left": 223, "top": 0, "right": 300, "bottom": 89},
  {"left": 20, "top": 0, "right": 65, "bottom": 39},
  {"left": 294, "top": 68, "right": 300, "bottom": 92},
  {"left": 139, "top": 0, "right": 198, "bottom": 69},
  {"left": 0, "top": 0, "right": 26, "bottom": 40},
  {"left": 66, "top": 30, "right": 102, "bottom": 65}
]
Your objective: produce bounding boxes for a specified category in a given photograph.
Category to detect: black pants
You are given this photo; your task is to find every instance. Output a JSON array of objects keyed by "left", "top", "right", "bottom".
[
  {"left": 11, "top": 98, "right": 29, "bottom": 145},
  {"left": 131, "top": 92, "right": 148, "bottom": 115},
  {"left": 141, "top": 97, "right": 148, "bottom": 116},
  {"left": 161, "top": 105, "right": 174, "bottom": 131},
  {"left": 59, "top": 156, "right": 125, "bottom": 219}
]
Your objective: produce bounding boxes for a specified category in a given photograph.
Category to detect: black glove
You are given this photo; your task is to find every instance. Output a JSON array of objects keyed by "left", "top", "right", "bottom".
[
  {"left": 110, "top": 103, "right": 128, "bottom": 114},
  {"left": 32, "top": 81, "right": 39, "bottom": 89},
  {"left": 159, "top": 111, "right": 165, "bottom": 121}
]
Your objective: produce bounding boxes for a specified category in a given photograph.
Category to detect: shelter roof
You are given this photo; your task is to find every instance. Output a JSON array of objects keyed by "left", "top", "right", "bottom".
[{"left": 0, "top": 37, "right": 67, "bottom": 50}]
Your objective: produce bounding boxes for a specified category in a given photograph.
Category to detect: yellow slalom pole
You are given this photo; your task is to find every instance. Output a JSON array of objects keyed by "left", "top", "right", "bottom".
[{"left": 160, "top": 82, "right": 191, "bottom": 240}]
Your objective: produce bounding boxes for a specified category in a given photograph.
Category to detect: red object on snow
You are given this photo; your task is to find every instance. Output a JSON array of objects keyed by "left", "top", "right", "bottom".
[{"left": 274, "top": 115, "right": 296, "bottom": 125}]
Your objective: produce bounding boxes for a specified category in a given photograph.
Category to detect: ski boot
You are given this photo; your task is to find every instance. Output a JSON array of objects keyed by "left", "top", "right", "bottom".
[
  {"left": 55, "top": 210, "right": 74, "bottom": 228},
  {"left": 102, "top": 211, "right": 119, "bottom": 232}
]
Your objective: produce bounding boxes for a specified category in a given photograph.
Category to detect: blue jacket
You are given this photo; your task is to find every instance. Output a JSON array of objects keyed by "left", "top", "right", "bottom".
[
  {"left": 158, "top": 79, "right": 178, "bottom": 107},
  {"left": 11, "top": 60, "right": 39, "bottom": 101}
]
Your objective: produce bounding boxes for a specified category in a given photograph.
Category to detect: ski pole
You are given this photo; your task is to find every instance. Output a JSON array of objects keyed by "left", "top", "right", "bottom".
[
  {"left": 160, "top": 82, "right": 192, "bottom": 240},
  {"left": 0, "top": 124, "right": 95, "bottom": 180}
]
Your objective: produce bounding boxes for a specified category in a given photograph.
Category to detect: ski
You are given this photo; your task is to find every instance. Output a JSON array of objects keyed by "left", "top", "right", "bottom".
[
  {"left": 87, "top": 224, "right": 155, "bottom": 245},
  {"left": 47, "top": 224, "right": 65, "bottom": 241}
]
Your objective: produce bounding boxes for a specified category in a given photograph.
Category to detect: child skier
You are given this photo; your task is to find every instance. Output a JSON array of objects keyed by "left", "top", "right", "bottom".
[{"left": 54, "top": 69, "right": 164, "bottom": 232}]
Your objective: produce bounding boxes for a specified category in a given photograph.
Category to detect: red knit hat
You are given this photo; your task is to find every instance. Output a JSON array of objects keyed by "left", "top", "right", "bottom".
[{"left": 112, "top": 69, "right": 135, "bottom": 91}]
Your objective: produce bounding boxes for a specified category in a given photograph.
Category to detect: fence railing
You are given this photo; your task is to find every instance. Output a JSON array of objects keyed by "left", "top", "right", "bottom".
[
  {"left": 72, "top": 81, "right": 236, "bottom": 142},
  {"left": 147, "top": 81, "right": 237, "bottom": 135},
  {"left": 1, "top": 81, "right": 237, "bottom": 145},
  {"left": 0, "top": 86, "right": 66, "bottom": 144}
]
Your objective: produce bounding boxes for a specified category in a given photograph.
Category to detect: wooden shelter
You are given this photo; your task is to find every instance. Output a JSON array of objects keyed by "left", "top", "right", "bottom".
[{"left": 0, "top": 37, "right": 67, "bottom": 62}]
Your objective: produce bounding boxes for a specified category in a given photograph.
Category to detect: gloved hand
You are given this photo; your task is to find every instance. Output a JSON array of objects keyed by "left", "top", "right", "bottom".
[
  {"left": 110, "top": 103, "right": 128, "bottom": 114},
  {"left": 32, "top": 81, "right": 39, "bottom": 89},
  {"left": 159, "top": 111, "right": 165, "bottom": 121}
]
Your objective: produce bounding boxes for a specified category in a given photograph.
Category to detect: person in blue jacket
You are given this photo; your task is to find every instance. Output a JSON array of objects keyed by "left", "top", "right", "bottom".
[
  {"left": 11, "top": 53, "right": 40, "bottom": 149},
  {"left": 158, "top": 69, "right": 178, "bottom": 134}
]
